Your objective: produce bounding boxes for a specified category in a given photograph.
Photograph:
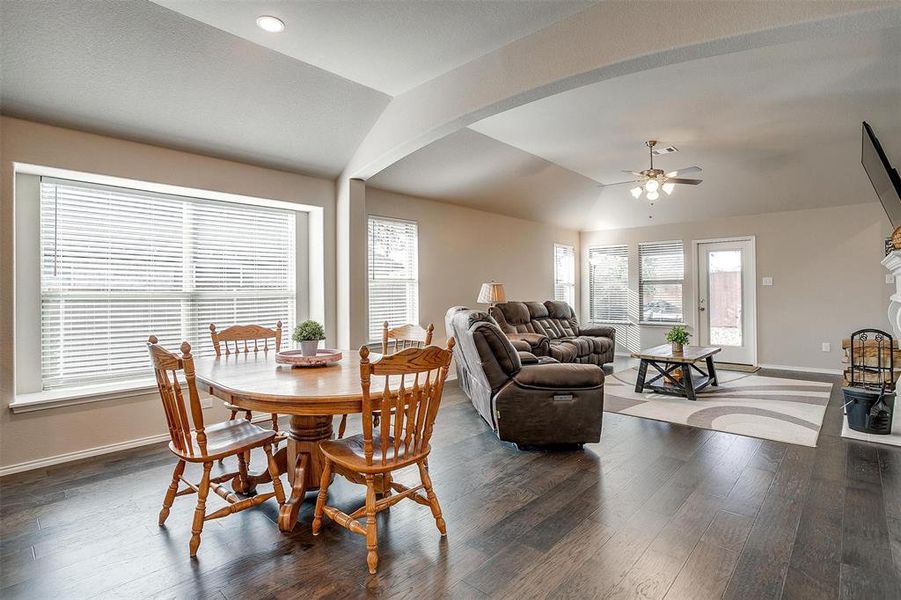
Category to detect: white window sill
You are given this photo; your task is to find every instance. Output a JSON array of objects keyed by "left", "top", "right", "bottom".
[
  {"left": 639, "top": 321, "right": 688, "bottom": 327},
  {"left": 11, "top": 378, "right": 158, "bottom": 414}
]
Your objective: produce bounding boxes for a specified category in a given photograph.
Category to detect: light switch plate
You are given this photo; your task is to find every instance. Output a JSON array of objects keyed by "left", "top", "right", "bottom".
[
  {"left": 762, "top": 277, "right": 773, "bottom": 286},
  {"left": 822, "top": 342, "right": 831, "bottom": 352}
]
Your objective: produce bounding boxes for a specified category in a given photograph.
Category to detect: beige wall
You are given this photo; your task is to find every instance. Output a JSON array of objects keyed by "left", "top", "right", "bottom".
[
  {"left": 366, "top": 187, "right": 580, "bottom": 342},
  {"left": 0, "top": 118, "right": 580, "bottom": 472},
  {"left": 0, "top": 117, "right": 337, "bottom": 471},
  {"left": 581, "top": 202, "right": 892, "bottom": 371}
]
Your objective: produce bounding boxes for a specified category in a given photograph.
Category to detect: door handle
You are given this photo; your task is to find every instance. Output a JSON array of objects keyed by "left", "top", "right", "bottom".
[{"left": 699, "top": 307, "right": 706, "bottom": 311}]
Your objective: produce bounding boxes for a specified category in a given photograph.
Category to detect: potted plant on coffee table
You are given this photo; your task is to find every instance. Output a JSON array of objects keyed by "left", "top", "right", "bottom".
[
  {"left": 293, "top": 320, "right": 325, "bottom": 357},
  {"left": 666, "top": 325, "right": 690, "bottom": 354}
]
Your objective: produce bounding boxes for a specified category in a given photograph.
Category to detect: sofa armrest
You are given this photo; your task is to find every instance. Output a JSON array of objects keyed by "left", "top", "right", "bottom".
[
  {"left": 518, "top": 351, "right": 539, "bottom": 365},
  {"left": 579, "top": 324, "right": 616, "bottom": 340},
  {"left": 513, "top": 363, "right": 604, "bottom": 390},
  {"left": 510, "top": 339, "right": 531, "bottom": 352},
  {"left": 507, "top": 332, "right": 550, "bottom": 356}
]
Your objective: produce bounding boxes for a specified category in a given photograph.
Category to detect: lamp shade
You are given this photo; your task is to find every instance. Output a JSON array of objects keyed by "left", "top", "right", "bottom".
[{"left": 477, "top": 281, "right": 506, "bottom": 304}]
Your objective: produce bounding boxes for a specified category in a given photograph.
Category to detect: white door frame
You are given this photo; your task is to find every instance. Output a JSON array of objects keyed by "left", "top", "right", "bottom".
[{"left": 691, "top": 236, "right": 758, "bottom": 366}]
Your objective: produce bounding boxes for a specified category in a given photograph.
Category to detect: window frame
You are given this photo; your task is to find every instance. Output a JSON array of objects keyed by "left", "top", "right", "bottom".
[
  {"left": 553, "top": 243, "right": 576, "bottom": 308},
  {"left": 367, "top": 215, "right": 419, "bottom": 344},
  {"left": 12, "top": 167, "right": 316, "bottom": 412},
  {"left": 587, "top": 244, "right": 630, "bottom": 324},
  {"left": 638, "top": 239, "right": 685, "bottom": 326}
]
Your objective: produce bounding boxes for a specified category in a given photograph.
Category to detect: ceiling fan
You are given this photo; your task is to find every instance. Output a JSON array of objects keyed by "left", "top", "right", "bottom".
[{"left": 605, "top": 140, "right": 702, "bottom": 203}]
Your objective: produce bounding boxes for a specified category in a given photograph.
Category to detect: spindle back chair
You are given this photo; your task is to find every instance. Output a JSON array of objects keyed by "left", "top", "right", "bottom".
[
  {"left": 381, "top": 321, "right": 434, "bottom": 354},
  {"left": 335, "top": 321, "right": 435, "bottom": 439},
  {"left": 313, "top": 339, "right": 455, "bottom": 574},
  {"left": 209, "top": 322, "right": 283, "bottom": 428},
  {"left": 148, "top": 336, "right": 285, "bottom": 557}
]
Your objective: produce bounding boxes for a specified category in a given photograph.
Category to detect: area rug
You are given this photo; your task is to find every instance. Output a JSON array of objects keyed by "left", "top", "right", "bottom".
[{"left": 604, "top": 368, "right": 833, "bottom": 447}]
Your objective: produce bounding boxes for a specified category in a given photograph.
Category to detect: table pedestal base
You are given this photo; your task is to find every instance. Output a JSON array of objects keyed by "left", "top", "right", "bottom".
[{"left": 276, "top": 415, "right": 392, "bottom": 532}]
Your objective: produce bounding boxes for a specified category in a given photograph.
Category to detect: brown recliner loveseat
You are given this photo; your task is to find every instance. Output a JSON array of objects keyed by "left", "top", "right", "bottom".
[
  {"left": 489, "top": 301, "right": 616, "bottom": 366},
  {"left": 445, "top": 306, "right": 604, "bottom": 446}
]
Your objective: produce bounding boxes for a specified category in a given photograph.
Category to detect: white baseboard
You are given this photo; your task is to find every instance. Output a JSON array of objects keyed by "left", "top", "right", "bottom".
[
  {"left": 0, "top": 432, "right": 171, "bottom": 477},
  {"left": 758, "top": 363, "right": 842, "bottom": 375},
  {"left": 0, "top": 414, "right": 275, "bottom": 478}
]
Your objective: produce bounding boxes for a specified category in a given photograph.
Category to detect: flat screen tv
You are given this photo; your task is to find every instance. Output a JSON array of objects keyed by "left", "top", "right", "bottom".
[{"left": 862, "top": 121, "right": 901, "bottom": 228}]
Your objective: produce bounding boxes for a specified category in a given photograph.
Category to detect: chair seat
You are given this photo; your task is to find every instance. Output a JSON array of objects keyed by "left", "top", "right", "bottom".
[
  {"left": 170, "top": 419, "right": 276, "bottom": 461},
  {"left": 320, "top": 433, "right": 427, "bottom": 473}
]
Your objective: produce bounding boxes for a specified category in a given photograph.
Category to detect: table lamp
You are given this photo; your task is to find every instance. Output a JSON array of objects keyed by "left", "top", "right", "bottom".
[{"left": 477, "top": 281, "right": 506, "bottom": 308}]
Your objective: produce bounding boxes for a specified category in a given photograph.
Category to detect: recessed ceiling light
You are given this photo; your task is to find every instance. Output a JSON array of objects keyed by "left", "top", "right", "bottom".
[{"left": 256, "top": 15, "right": 285, "bottom": 33}]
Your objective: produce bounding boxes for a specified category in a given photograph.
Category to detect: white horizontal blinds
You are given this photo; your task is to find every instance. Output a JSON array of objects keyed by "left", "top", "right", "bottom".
[
  {"left": 588, "top": 245, "right": 629, "bottom": 322},
  {"left": 40, "top": 178, "right": 295, "bottom": 390},
  {"left": 639, "top": 240, "right": 684, "bottom": 323},
  {"left": 554, "top": 244, "right": 575, "bottom": 307},
  {"left": 368, "top": 216, "right": 418, "bottom": 342}
]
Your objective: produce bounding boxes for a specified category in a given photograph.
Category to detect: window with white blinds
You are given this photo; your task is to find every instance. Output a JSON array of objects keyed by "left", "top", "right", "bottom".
[
  {"left": 554, "top": 244, "right": 575, "bottom": 307},
  {"left": 368, "top": 216, "right": 418, "bottom": 342},
  {"left": 588, "top": 245, "right": 629, "bottom": 322},
  {"left": 39, "top": 177, "right": 296, "bottom": 390},
  {"left": 639, "top": 240, "right": 684, "bottom": 324}
]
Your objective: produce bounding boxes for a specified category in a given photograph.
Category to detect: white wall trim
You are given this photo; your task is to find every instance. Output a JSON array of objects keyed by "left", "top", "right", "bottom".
[
  {"left": 0, "top": 414, "right": 275, "bottom": 478},
  {"left": 758, "top": 363, "right": 842, "bottom": 375},
  {"left": 0, "top": 432, "right": 170, "bottom": 477}
]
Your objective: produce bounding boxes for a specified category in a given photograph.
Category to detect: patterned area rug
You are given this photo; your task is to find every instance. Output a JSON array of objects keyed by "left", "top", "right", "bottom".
[{"left": 605, "top": 368, "right": 833, "bottom": 447}]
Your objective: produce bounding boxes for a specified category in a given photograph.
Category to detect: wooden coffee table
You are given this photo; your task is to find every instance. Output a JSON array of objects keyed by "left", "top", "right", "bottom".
[{"left": 630, "top": 344, "right": 721, "bottom": 400}]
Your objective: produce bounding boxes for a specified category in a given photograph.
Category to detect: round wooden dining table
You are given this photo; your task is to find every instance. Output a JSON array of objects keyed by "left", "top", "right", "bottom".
[{"left": 193, "top": 350, "right": 401, "bottom": 532}]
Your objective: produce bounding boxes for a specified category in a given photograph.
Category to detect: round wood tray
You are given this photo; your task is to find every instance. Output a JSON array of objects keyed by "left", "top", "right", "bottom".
[{"left": 276, "top": 349, "right": 343, "bottom": 368}]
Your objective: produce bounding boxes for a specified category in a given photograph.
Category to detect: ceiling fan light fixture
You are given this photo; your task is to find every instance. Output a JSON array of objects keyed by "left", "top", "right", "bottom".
[
  {"left": 630, "top": 186, "right": 643, "bottom": 199},
  {"left": 647, "top": 190, "right": 659, "bottom": 201},
  {"left": 644, "top": 179, "right": 659, "bottom": 192},
  {"left": 662, "top": 182, "right": 675, "bottom": 195}
]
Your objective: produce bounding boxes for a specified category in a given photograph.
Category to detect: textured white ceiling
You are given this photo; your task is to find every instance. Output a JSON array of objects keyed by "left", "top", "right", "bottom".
[
  {"left": 369, "top": 127, "right": 602, "bottom": 226},
  {"left": 373, "top": 27, "right": 901, "bottom": 230},
  {"left": 151, "top": 0, "right": 593, "bottom": 95},
  {"left": 0, "top": 0, "right": 390, "bottom": 177}
]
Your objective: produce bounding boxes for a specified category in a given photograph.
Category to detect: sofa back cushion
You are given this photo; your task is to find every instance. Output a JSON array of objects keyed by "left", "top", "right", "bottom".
[
  {"left": 491, "top": 300, "right": 582, "bottom": 339},
  {"left": 491, "top": 301, "right": 561, "bottom": 339},
  {"left": 543, "top": 300, "right": 580, "bottom": 337}
]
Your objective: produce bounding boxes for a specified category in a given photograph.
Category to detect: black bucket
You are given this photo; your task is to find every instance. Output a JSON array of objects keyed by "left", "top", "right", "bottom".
[{"left": 843, "top": 386, "right": 895, "bottom": 434}]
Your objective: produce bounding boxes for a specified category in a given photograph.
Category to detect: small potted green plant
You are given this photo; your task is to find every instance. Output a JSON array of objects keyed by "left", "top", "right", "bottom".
[
  {"left": 666, "top": 325, "right": 690, "bottom": 354},
  {"left": 293, "top": 320, "right": 325, "bottom": 357}
]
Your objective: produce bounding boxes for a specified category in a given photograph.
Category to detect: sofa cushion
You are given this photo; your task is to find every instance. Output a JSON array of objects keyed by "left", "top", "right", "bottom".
[
  {"left": 526, "top": 302, "right": 549, "bottom": 319},
  {"left": 495, "top": 301, "right": 530, "bottom": 326},
  {"left": 548, "top": 340, "right": 578, "bottom": 363}
]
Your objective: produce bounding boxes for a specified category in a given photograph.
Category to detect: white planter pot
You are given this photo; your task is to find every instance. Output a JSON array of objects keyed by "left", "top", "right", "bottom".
[{"left": 300, "top": 340, "right": 320, "bottom": 356}]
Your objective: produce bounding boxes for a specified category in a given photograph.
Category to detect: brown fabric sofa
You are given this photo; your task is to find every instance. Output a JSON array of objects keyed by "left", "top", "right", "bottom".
[
  {"left": 489, "top": 301, "right": 616, "bottom": 366},
  {"left": 445, "top": 307, "right": 604, "bottom": 446}
]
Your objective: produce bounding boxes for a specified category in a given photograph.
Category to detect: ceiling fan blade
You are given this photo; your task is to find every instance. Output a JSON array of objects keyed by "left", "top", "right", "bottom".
[
  {"left": 622, "top": 170, "right": 643, "bottom": 176},
  {"left": 603, "top": 179, "right": 642, "bottom": 187},
  {"left": 666, "top": 177, "right": 703, "bottom": 185},
  {"left": 665, "top": 166, "right": 702, "bottom": 177}
]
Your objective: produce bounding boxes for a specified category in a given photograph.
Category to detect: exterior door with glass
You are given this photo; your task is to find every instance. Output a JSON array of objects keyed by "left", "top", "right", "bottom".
[{"left": 697, "top": 238, "right": 756, "bottom": 365}]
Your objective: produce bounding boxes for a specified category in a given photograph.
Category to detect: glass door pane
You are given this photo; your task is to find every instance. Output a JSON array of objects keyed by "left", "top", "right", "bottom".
[{"left": 707, "top": 250, "right": 742, "bottom": 347}]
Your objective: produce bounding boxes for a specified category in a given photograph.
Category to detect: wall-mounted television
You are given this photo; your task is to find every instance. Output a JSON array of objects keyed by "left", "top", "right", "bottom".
[{"left": 862, "top": 121, "right": 901, "bottom": 228}]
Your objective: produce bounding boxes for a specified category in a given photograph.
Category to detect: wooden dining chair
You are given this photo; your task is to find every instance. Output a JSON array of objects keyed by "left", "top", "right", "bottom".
[
  {"left": 209, "top": 321, "right": 283, "bottom": 431},
  {"left": 148, "top": 337, "right": 285, "bottom": 557},
  {"left": 312, "top": 340, "right": 455, "bottom": 574},
  {"left": 382, "top": 321, "right": 434, "bottom": 354},
  {"left": 335, "top": 321, "right": 435, "bottom": 439}
]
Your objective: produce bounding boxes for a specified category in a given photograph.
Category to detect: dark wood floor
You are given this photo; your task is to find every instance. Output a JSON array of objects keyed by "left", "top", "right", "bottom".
[{"left": 2, "top": 367, "right": 900, "bottom": 599}]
